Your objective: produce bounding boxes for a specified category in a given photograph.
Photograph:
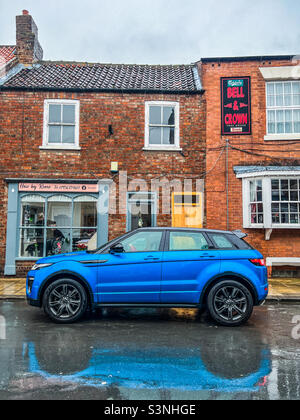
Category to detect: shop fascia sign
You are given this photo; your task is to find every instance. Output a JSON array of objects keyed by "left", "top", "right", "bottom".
[{"left": 18, "top": 182, "right": 99, "bottom": 193}]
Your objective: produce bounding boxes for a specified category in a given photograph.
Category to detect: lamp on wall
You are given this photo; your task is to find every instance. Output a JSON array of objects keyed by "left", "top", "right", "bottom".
[{"left": 110, "top": 162, "right": 119, "bottom": 174}]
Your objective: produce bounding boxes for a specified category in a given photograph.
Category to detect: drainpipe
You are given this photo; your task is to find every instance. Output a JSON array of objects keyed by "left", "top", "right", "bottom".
[{"left": 226, "top": 139, "right": 229, "bottom": 231}]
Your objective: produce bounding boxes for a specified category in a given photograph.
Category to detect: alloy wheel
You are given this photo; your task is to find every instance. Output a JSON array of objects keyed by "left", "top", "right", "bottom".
[
  {"left": 213, "top": 286, "right": 248, "bottom": 322},
  {"left": 48, "top": 284, "right": 82, "bottom": 319}
]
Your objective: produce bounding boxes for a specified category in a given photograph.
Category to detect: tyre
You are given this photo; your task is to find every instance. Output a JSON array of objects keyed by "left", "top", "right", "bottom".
[
  {"left": 43, "top": 278, "right": 88, "bottom": 324},
  {"left": 207, "top": 280, "right": 253, "bottom": 327}
]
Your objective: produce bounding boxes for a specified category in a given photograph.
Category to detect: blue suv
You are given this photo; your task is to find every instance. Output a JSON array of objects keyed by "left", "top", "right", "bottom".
[{"left": 26, "top": 228, "right": 268, "bottom": 326}]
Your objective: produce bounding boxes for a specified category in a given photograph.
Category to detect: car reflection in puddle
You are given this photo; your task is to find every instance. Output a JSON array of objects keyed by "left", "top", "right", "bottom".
[{"left": 22, "top": 308, "right": 271, "bottom": 394}]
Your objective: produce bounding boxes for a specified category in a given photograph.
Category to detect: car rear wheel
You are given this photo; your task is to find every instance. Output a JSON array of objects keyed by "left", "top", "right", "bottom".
[
  {"left": 207, "top": 280, "right": 253, "bottom": 327},
  {"left": 43, "top": 278, "right": 88, "bottom": 324}
]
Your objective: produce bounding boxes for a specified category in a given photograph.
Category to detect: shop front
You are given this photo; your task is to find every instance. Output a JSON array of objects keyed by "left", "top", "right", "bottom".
[{"left": 4, "top": 179, "right": 110, "bottom": 275}]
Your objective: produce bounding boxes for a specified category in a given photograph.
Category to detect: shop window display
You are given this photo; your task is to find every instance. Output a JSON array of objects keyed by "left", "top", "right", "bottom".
[{"left": 19, "top": 194, "right": 98, "bottom": 258}]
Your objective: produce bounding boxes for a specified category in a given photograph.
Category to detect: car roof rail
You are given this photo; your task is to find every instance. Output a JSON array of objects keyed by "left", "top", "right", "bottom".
[{"left": 232, "top": 230, "right": 248, "bottom": 239}]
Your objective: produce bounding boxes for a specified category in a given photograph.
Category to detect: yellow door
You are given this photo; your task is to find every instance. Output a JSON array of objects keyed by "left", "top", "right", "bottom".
[{"left": 172, "top": 192, "right": 203, "bottom": 228}]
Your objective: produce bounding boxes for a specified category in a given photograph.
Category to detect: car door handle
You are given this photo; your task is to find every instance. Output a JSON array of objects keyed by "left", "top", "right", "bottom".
[
  {"left": 199, "top": 254, "right": 217, "bottom": 258},
  {"left": 144, "top": 256, "right": 160, "bottom": 261}
]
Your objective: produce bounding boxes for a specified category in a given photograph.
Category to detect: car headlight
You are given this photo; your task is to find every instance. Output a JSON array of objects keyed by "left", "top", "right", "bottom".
[{"left": 31, "top": 263, "right": 54, "bottom": 271}]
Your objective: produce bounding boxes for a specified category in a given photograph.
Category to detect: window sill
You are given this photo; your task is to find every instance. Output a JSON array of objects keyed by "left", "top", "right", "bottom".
[
  {"left": 264, "top": 134, "right": 300, "bottom": 141},
  {"left": 266, "top": 257, "right": 300, "bottom": 266},
  {"left": 271, "top": 224, "right": 300, "bottom": 229},
  {"left": 40, "top": 145, "right": 81, "bottom": 151},
  {"left": 143, "top": 147, "right": 182, "bottom": 152},
  {"left": 244, "top": 224, "right": 264, "bottom": 229},
  {"left": 15, "top": 257, "right": 39, "bottom": 261}
]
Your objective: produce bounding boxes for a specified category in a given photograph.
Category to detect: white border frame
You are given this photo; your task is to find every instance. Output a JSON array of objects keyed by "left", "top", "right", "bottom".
[
  {"left": 126, "top": 191, "right": 157, "bottom": 232},
  {"left": 265, "top": 80, "right": 300, "bottom": 141},
  {"left": 41, "top": 99, "right": 81, "bottom": 150},
  {"left": 144, "top": 101, "right": 181, "bottom": 151},
  {"left": 240, "top": 172, "right": 300, "bottom": 229}
]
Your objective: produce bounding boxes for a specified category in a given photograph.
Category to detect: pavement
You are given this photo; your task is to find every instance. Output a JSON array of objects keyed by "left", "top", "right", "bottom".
[
  {"left": 268, "top": 278, "right": 300, "bottom": 302},
  {"left": 0, "top": 277, "right": 300, "bottom": 301},
  {"left": 0, "top": 278, "right": 26, "bottom": 299}
]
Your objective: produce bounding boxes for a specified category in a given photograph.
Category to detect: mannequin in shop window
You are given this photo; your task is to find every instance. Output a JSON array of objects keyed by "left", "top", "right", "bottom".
[
  {"left": 50, "top": 221, "right": 64, "bottom": 241},
  {"left": 46, "top": 220, "right": 65, "bottom": 255}
]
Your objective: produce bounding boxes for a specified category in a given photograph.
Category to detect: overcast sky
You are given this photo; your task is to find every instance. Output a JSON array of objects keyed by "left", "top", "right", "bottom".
[{"left": 0, "top": 0, "right": 299, "bottom": 64}]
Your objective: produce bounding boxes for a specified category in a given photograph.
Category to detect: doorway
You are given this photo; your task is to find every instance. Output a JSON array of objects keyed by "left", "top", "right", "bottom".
[{"left": 127, "top": 192, "right": 157, "bottom": 231}]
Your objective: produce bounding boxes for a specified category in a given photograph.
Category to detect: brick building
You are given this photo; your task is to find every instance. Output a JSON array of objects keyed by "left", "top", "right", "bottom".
[
  {"left": 1, "top": 11, "right": 300, "bottom": 280},
  {"left": 0, "top": 11, "right": 205, "bottom": 276},
  {"left": 200, "top": 56, "right": 300, "bottom": 277}
]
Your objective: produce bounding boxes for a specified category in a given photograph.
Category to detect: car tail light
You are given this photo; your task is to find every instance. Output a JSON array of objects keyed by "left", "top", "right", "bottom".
[{"left": 249, "top": 259, "right": 266, "bottom": 267}]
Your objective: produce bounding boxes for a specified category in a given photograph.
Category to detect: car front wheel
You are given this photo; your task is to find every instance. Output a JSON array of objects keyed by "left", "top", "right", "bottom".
[
  {"left": 207, "top": 280, "right": 254, "bottom": 327},
  {"left": 43, "top": 279, "right": 88, "bottom": 324}
]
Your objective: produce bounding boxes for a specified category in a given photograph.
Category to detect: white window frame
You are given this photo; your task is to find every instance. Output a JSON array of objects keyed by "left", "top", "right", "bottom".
[
  {"left": 126, "top": 191, "right": 157, "bottom": 232},
  {"left": 144, "top": 101, "right": 181, "bottom": 151},
  {"left": 42, "top": 99, "right": 81, "bottom": 150},
  {"left": 265, "top": 80, "right": 300, "bottom": 141},
  {"left": 240, "top": 171, "right": 300, "bottom": 229}
]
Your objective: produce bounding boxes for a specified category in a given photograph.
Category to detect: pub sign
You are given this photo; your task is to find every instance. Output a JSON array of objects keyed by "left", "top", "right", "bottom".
[{"left": 221, "top": 77, "right": 251, "bottom": 135}]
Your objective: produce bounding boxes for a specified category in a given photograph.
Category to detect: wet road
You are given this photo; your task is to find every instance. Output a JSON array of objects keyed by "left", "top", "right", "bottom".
[{"left": 0, "top": 301, "right": 299, "bottom": 400}]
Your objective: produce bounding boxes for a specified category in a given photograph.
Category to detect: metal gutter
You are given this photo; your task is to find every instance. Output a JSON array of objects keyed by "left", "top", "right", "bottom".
[
  {"left": 0, "top": 85, "right": 203, "bottom": 94},
  {"left": 201, "top": 55, "right": 295, "bottom": 63}
]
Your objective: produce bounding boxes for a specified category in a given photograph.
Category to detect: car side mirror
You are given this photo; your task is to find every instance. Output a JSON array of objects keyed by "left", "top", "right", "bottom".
[{"left": 109, "top": 243, "right": 125, "bottom": 254}]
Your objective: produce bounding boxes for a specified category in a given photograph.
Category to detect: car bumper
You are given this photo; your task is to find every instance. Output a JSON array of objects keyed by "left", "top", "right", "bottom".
[
  {"left": 26, "top": 297, "right": 41, "bottom": 307},
  {"left": 257, "top": 282, "right": 269, "bottom": 304},
  {"left": 26, "top": 271, "right": 40, "bottom": 304}
]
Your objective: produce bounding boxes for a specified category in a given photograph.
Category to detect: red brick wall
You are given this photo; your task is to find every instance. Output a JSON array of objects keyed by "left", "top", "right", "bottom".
[
  {"left": 201, "top": 58, "right": 300, "bottom": 262},
  {"left": 0, "top": 90, "right": 205, "bottom": 275}
]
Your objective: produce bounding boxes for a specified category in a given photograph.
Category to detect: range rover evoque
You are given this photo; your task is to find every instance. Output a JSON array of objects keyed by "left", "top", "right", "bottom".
[{"left": 26, "top": 228, "right": 269, "bottom": 326}]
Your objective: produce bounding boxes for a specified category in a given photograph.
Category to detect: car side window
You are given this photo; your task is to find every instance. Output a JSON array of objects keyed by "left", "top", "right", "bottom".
[
  {"left": 119, "top": 231, "right": 163, "bottom": 253},
  {"left": 169, "top": 232, "right": 209, "bottom": 251},
  {"left": 209, "top": 233, "right": 236, "bottom": 249}
]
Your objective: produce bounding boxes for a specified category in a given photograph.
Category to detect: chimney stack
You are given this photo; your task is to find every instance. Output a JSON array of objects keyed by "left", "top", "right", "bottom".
[{"left": 16, "top": 10, "right": 43, "bottom": 65}]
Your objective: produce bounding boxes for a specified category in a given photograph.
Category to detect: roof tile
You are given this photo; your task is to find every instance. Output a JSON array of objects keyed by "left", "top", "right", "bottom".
[
  {"left": 0, "top": 46, "right": 16, "bottom": 66},
  {"left": 2, "top": 62, "right": 201, "bottom": 92}
]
